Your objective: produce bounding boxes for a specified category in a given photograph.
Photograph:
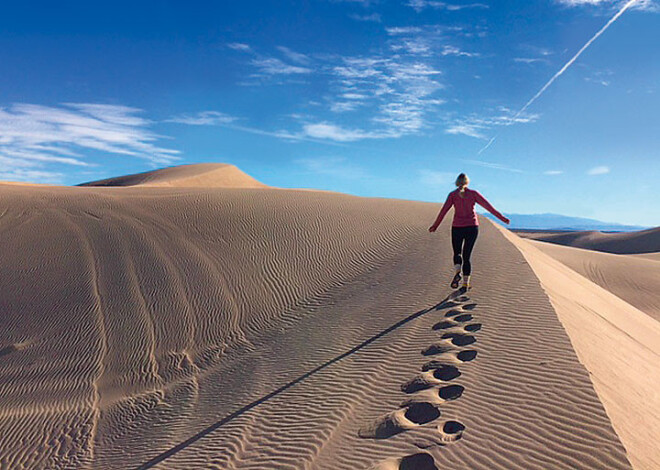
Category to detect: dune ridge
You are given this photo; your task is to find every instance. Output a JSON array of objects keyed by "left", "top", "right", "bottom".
[
  {"left": 518, "top": 227, "right": 660, "bottom": 254},
  {"left": 499, "top": 226, "right": 660, "bottom": 470},
  {"left": 525, "top": 240, "right": 660, "bottom": 321},
  {"left": 79, "top": 163, "right": 267, "bottom": 188},
  {"left": 0, "top": 168, "right": 637, "bottom": 469}
]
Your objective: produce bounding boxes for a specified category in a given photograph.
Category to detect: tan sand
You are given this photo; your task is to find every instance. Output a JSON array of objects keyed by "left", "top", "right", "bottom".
[
  {"left": 631, "top": 252, "right": 660, "bottom": 262},
  {"left": 0, "top": 164, "right": 640, "bottom": 469},
  {"left": 525, "top": 240, "right": 660, "bottom": 321},
  {"left": 79, "top": 163, "right": 267, "bottom": 188},
  {"left": 517, "top": 228, "right": 660, "bottom": 254},
  {"left": 499, "top": 226, "right": 660, "bottom": 470}
]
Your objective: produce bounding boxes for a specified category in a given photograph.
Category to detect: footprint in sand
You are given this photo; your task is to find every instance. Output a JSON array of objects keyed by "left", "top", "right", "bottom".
[
  {"left": 438, "top": 420, "right": 466, "bottom": 443},
  {"left": 0, "top": 344, "right": 19, "bottom": 358},
  {"left": 358, "top": 402, "right": 441, "bottom": 439},
  {"left": 444, "top": 309, "right": 464, "bottom": 318},
  {"left": 401, "top": 384, "right": 465, "bottom": 406},
  {"left": 423, "top": 335, "right": 476, "bottom": 354},
  {"left": 464, "top": 323, "right": 481, "bottom": 332},
  {"left": 432, "top": 320, "right": 456, "bottom": 330},
  {"left": 432, "top": 314, "right": 473, "bottom": 330},
  {"left": 369, "top": 452, "right": 439, "bottom": 470},
  {"left": 440, "top": 332, "right": 476, "bottom": 347},
  {"left": 0, "top": 342, "right": 27, "bottom": 359},
  {"left": 401, "top": 366, "right": 462, "bottom": 393},
  {"left": 421, "top": 344, "right": 453, "bottom": 356},
  {"left": 453, "top": 314, "right": 473, "bottom": 322},
  {"left": 413, "top": 419, "right": 468, "bottom": 450},
  {"left": 422, "top": 350, "right": 477, "bottom": 370}
]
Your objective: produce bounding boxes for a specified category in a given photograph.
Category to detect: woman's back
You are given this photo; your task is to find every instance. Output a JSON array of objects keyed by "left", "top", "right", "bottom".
[{"left": 450, "top": 188, "right": 480, "bottom": 227}]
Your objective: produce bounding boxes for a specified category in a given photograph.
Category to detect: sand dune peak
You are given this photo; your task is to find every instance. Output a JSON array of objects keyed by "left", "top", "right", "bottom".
[{"left": 79, "top": 163, "right": 267, "bottom": 188}]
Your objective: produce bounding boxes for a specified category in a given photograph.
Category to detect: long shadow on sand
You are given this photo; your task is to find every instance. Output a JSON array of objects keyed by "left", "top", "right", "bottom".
[{"left": 135, "top": 289, "right": 468, "bottom": 469}]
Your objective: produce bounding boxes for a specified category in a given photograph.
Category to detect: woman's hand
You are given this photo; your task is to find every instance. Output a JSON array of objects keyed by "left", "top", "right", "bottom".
[{"left": 429, "top": 225, "right": 438, "bottom": 232}]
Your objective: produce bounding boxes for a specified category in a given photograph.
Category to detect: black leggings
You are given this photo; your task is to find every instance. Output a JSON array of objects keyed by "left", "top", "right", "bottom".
[{"left": 451, "top": 226, "right": 479, "bottom": 276}]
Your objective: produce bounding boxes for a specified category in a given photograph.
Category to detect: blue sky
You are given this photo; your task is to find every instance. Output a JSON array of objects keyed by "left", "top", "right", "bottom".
[{"left": 0, "top": 0, "right": 658, "bottom": 225}]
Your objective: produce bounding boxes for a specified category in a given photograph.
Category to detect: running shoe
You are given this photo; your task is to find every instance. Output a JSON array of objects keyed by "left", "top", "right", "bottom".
[{"left": 450, "top": 272, "right": 461, "bottom": 289}]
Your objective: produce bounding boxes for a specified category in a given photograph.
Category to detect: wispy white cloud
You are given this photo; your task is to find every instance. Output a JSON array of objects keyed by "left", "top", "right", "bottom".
[
  {"left": 295, "top": 157, "right": 368, "bottom": 178},
  {"left": 446, "top": 108, "right": 540, "bottom": 139},
  {"left": 513, "top": 57, "right": 546, "bottom": 64},
  {"left": 514, "top": 45, "right": 553, "bottom": 65},
  {"left": 332, "top": 0, "right": 375, "bottom": 4},
  {"left": 276, "top": 46, "right": 311, "bottom": 65},
  {"left": 302, "top": 122, "right": 386, "bottom": 141},
  {"left": 330, "top": 101, "right": 361, "bottom": 113},
  {"left": 587, "top": 165, "right": 610, "bottom": 175},
  {"left": 446, "top": 123, "right": 487, "bottom": 139},
  {"left": 584, "top": 68, "right": 614, "bottom": 86},
  {"left": 385, "top": 26, "right": 424, "bottom": 35},
  {"left": 327, "top": 57, "right": 445, "bottom": 138},
  {"left": 167, "top": 112, "right": 351, "bottom": 147},
  {"left": 406, "top": 0, "right": 488, "bottom": 13},
  {"left": 544, "top": 170, "right": 564, "bottom": 175},
  {"left": 349, "top": 12, "right": 382, "bottom": 21},
  {"left": 440, "top": 45, "right": 480, "bottom": 57},
  {"left": 166, "top": 111, "right": 237, "bottom": 125},
  {"left": 227, "top": 43, "right": 252, "bottom": 52},
  {"left": 386, "top": 25, "right": 479, "bottom": 58},
  {"left": 463, "top": 159, "right": 525, "bottom": 173},
  {"left": 251, "top": 57, "right": 312, "bottom": 75},
  {"left": 585, "top": 77, "right": 611, "bottom": 86},
  {"left": 391, "top": 36, "right": 433, "bottom": 56},
  {"left": 0, "top": 103, "right": 179, "bottom": 181},
  {"left": 557, "top": 0, "right": 614, "bottom": 5},
  {"left": 406, "top": 0, "right": 488, "bottom": 12}
]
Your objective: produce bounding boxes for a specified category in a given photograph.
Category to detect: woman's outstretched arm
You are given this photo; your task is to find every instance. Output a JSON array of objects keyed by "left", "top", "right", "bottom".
[
  {"left": 429, "top": 192, "right": 453, "bottom": 232},
  {"left": 474, "top": 191, "right": 510, "bottom": 224}
]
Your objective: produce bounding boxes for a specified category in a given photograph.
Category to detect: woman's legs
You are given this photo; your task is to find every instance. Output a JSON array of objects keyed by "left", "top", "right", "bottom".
[
  {"left": 451, "top": 227, "right": 464, "bottom": 268},
  {"left": 460, "top": 226, "right": 479, "bottom": 276},
  {"left": 451, "top": 226, "right": 479, "bottom": 276},
  {"left": 450, "top": 228, "right": 465, "bottom": 288}
]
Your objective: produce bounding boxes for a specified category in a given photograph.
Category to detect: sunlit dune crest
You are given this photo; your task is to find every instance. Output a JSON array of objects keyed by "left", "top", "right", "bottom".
[{"left": 79, "top": 163, "right": 268, "bottom": 189}]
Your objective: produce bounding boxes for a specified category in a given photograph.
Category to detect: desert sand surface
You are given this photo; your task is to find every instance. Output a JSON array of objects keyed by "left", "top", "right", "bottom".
[
  {"left": 631, "top": 252, "right": 660, "bottom": 262},
  {"left": 523, "top": 240, "right": 660, "bottom": 321},
  {"left": 499, "top": 227, "right": 660, "bottom": 470},
  {"left": 0, "top": 164, "right": 646, "bottom": 469},
  {"left": 517, "top": 228, "right": 660, "bottom": 254}
]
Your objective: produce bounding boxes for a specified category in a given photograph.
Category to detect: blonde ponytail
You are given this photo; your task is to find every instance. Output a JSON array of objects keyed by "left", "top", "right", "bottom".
[{"left": 455, "top": 173, "right": 469, "bottom": 196}]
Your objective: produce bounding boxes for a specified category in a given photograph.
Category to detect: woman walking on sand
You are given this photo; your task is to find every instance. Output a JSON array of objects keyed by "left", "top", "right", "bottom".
[{"left": 429, "top": 173, "right": 510, "bottom": 290}]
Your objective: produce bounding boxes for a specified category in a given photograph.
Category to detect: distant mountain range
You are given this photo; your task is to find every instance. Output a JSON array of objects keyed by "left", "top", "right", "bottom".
[{"left": 483, "top": 213, "right": 648, "bottom": 232}]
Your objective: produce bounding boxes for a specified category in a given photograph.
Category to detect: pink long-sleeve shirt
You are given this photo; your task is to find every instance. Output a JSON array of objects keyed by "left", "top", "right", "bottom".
[{"left": 434, "top": 188, "right": 507, "bottom": 227}]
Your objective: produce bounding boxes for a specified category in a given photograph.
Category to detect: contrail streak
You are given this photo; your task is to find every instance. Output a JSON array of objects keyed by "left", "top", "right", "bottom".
[{"left": 478, "top": 0, "right": 638, "bottom": 155}]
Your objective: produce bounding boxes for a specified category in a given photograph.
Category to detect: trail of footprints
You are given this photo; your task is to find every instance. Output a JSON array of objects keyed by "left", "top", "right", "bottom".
[{"left": 363, "top": 296, "right": 481, "bottom": 470}]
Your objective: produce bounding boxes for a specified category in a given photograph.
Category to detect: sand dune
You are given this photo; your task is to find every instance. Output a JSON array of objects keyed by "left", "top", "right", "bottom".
[
  {"left": 499, "top": 227, "right": 660, "bottom": 470},
  {"left": 0, "top": 164, "right": 646, "bottom": 469},
  {"left": 525, "top": 240, "right": 660, "bottom": 321},
  {"left": 79, "top": 163, "right": 267, "bottom": 188},
  {"left": 517, "top": 227, "right": 660, "bottom": 254}
]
